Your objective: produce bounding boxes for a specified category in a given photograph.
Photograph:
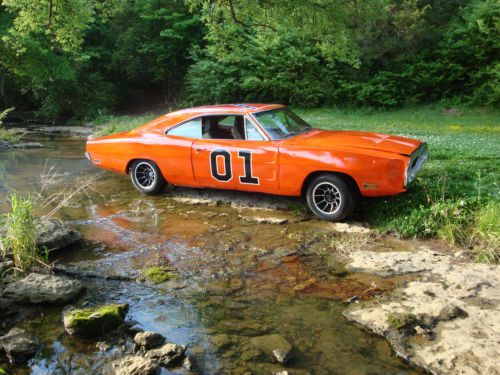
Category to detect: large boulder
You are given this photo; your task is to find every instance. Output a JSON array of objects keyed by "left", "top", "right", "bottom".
[
  {"left": 37, "top": 220, "right": 81, "bottom": 251},
  {"left": 250, "top": 334, "right": 293, "bottom": 363},
  {"left": 144, "top": 343, "right": 186, "bottom": 367},
  {"left": 3, "top": 273, "right": 84, "bottom": 304},
  {"left": 114, "top": 355, "right": 159, "bottom": 375},
  {"left": 63, "top": 303, "right": 129, "bottom": 337},
  {"left": 0, "top": 327, "right": 40, "bottom": 364},
  {"left": 134, "top": 331, "right": 165, "bottom": 351}
]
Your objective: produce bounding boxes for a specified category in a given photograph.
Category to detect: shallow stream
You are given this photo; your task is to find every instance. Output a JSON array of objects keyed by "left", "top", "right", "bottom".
[{"left": 0, "top": 135, "right": 423, "bottom": 374}]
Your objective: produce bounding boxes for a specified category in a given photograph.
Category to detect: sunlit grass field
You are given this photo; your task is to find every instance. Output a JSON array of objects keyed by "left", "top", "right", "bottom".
[
  {"left": 297, "top": 107, "right": 499, "bottom": 261},
  {"left": 95, "top": 107, "right": 499, "bottom": 261}
]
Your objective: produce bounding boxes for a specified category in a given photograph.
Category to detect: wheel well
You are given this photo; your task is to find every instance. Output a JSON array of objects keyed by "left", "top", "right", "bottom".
[
  {"left": 301, "top": 171, "right": 360, "bottom": 196},
  {"left": 125, "top": 159, "right": 141, "bottom": 174}
]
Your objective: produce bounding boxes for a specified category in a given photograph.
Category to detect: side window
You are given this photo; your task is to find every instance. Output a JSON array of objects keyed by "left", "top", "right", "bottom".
[
  {"left": 245, "top": 118, "right": 264, "bottom": 141},
  {"left": 168, "top": 118, "right": 202, "bottom": 139}
]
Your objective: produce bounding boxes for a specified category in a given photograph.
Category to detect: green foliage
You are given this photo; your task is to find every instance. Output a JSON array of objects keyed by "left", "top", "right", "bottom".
[
  {"left": 186, "top": 0, "right": 499, "bottom": 108},
  {"left": 298, "top": 107, "right": 499, "bottom": 262},
  {"left": 0, "top": 192, "right": 42, "bottom": 271},
  {"left": 94, "top": 113, "right": 158, "bottom": 136},
  {"left": 0, "top": 107, "right": 20, "bottom": 144}
]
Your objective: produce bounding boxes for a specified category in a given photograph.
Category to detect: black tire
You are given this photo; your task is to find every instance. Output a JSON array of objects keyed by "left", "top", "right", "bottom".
[
  {"left": 130, "top": 159, "right": 167, "bottom": 195},
  {"left": 305, "top": 174, "right": 356, "bottom": 221}
]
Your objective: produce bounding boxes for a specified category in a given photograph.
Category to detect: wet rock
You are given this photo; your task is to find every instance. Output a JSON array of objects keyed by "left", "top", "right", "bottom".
[
  {"left": 114, "top": 355, "right": 159, "bottom": 375},
  {"left": 10, "top": 142, "right": 44, "bottom": 149},
  {"left": 346, "top": 250, "right": 451, "bottom": 276},
  {"left": 96, "top": 341, "right": 112, "bottom": 351},
  {"left": 210, "top": 334, "right": 233, "bottom": 351},
  {"left": 206, "top": 278, "right": 244, "bottom": 295},
  {"left": 144, "top": 342, "right": 186, "bottom": 367},
  {"left": 0, "top": 328, "right": 40, "bottom": 365},
  {"left": 0, "top": 140, "right": 9, "bottom": 150},
  {"left": 63, "top": 303, "right": 128, "bottom": 337},
  {"left": 3, "top": 273, "right": 84, "bottom": 304},
  {"left": 239, "top": 215, "right": 289, "bottom": 225},
  {"left": 134, "top": 331, "right": 165, "bottom": 351},
  {"left": 37, "top": 220, "right": 81, "bottom": 251},
  {"left": 182, "top": 356, "right": 194, "bottom": 371},
  {"left": 250, "top": 334, "right": 292, "bottom": 363}
]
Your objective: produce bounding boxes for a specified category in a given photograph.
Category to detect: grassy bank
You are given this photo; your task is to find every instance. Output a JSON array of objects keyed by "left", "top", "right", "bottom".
[{"left": 94, "top": 107, "right": 499, "bottom": 262}]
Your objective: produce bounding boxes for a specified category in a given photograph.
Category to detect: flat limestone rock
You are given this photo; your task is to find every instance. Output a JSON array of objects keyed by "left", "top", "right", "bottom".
[
  {"left": 144, "top": 343, "right": 186, "bottom": 367},
  {"left": 3, "top": 273, "right": 85, "bottom": 304},
  {"left": 134, "top": 331, "right": 165, "bottom": 350},
  {"left": 344, "top": 248, "right": 500, "bottom": 375},
  {"left": 114, "top": 355, "right": 159, "bottom": 375}
]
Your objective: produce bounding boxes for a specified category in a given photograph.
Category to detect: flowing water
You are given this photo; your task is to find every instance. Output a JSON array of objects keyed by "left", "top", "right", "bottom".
[{"left": 0, "top": 135, "right": 423, "bottom": 374}]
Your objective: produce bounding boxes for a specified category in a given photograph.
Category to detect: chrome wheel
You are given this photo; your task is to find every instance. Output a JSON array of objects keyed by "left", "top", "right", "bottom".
[
  {"left": 312, "top": 182, "right": 342, "bottom": 215},
  {"left": 134, "top": 162, "right": 155, "bottom": 188}
]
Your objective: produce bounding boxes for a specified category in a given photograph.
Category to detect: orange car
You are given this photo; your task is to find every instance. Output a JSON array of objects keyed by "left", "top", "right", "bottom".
[{"left": 86, "top": 104, "right": 427, "bottom": 221}]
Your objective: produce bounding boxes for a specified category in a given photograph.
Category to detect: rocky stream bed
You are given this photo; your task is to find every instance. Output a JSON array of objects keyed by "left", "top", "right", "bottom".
[{"left": 0, "top": 133, "right": 498, "bottom": 375}]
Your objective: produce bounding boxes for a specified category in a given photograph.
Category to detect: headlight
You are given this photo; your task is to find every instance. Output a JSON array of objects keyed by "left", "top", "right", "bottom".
[{"left": 404, "top": 143, "right": 428, "bottom": 188}]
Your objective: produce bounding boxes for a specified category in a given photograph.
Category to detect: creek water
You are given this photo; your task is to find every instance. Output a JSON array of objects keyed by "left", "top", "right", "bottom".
[{"left": 0, "top": 135, "right": 422, "bottom": 374}]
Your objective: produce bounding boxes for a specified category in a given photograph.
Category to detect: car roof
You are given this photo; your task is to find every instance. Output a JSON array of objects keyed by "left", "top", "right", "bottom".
[
  {"left": 132, "top": 104, "right": 286, "bottom": 134},
  {"left": 166, "top": 103, "right": 285, "bottom": 116}
]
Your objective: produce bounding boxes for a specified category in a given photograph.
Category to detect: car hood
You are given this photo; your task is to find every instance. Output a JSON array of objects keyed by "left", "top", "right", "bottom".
[{"left": 282, "top": 129, "right": 422, "bottom": 156}]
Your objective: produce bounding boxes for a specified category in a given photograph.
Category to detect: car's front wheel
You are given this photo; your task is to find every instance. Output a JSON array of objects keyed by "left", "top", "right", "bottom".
[
  {"left": 305, "top": 174, "right": 356, "bottom": 221},
  {"left": 130, "top": 159, "right": 166, "bottom": 195}
]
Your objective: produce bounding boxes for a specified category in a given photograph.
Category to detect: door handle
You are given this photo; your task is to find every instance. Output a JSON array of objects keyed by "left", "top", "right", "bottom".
[{"left": 195, "top": 147, "right": 209, "bottom": 153}]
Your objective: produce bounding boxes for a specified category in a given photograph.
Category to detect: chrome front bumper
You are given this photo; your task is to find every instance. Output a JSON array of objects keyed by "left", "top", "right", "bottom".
[{"left": 404, "top": 143, "right": 428, "bottom": 188}]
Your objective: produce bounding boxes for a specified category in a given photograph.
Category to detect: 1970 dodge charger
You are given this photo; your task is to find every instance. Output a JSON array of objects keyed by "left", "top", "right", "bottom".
[{"left": 86, "top": 104, "right": 427, "bottom": 221}]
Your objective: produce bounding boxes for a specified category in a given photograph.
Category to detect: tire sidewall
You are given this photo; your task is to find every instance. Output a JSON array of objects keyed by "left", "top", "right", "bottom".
[
  {"left": 130, "top": 160, "right": 165, "bottom": 195},
  {"left": 306, "top": 174, "right": 353, "bottom": 221}
]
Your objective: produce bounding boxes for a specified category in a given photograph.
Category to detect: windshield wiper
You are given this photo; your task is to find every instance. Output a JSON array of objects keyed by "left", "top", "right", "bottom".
[{"left": 280, "top": 127, "right": 311, "bottom": 139}]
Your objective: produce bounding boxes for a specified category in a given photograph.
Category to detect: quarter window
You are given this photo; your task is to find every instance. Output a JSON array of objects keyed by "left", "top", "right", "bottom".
[{"left": 168, "top": 118, "right": 202, "bottom": 139}]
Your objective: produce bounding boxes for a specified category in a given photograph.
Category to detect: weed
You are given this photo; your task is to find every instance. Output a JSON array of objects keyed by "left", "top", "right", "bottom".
[
  {"left": 0, "top": 192, "right": 41, "bottom": 271},
  {"left": 387, "top": 312, "right": 418, "bottom": 330}
]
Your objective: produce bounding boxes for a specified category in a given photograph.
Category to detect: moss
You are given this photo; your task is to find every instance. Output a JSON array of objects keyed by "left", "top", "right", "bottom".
[
  {"left": 64, "top": 303, "right": 128, "bottom": 337},
  {"left": 143, "top": 266, "right": 176, "bottom": 284},
  {"left": 387, "top": 312, "right": 418, "bottom": 330}
]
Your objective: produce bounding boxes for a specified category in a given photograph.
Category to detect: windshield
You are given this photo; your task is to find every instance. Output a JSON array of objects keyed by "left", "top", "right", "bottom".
[{"left": 254, "top": 108, "right": 312, "bottom": 140}]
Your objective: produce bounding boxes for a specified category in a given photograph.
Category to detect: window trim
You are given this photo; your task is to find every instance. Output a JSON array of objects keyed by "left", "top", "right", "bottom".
[{"left": 165, "top": 114, "right": 270, "bottom": 141}]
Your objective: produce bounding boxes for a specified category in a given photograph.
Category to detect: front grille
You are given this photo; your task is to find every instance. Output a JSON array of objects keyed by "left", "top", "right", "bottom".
[{"left": 405, "top": 143, "right": 428, "bottom": 188}]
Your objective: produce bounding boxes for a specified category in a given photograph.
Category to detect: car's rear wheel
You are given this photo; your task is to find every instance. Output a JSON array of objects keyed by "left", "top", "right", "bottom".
[
  {"left": 130, "top": 160, "right": 166, "bottom": 195},
  {"left": 305, "top": 174, "right": 356, "bottom": 221}
]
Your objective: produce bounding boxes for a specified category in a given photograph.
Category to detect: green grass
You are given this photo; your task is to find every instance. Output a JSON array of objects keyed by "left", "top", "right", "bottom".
[{"left": 297, "top": 107, "right": 499, "bottom": 262}]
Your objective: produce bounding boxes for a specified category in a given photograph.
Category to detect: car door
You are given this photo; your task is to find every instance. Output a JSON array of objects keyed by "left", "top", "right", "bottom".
[{"left": 191, "top": 115, "right": 279, "bottom": 193}]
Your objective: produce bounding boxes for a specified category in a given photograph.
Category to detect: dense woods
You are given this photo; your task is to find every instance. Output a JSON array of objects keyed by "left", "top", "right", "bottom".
[{"left": 0, "top": 0, "right": 498, "bottom": 118}]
